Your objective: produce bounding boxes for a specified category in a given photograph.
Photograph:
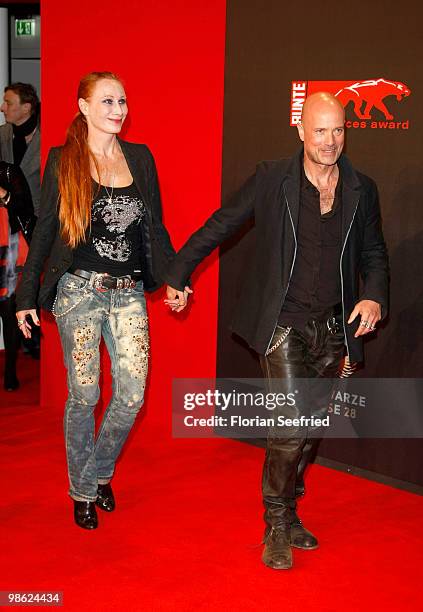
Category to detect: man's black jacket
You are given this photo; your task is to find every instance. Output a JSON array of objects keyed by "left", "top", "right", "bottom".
[
  {"left": 164, "top": 148, "right": 389, "bottom": 362},
  {"left": 16, "top": 140, "right": 175, "bottom": 312}
]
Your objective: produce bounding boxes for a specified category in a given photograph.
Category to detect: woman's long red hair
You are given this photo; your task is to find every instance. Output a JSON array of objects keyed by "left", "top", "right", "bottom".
[{"left": 58, "top": 71, "right": 122, "bottom": 248}]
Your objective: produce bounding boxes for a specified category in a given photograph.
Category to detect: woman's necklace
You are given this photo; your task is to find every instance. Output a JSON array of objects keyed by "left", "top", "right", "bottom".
[
  {"left": 92, "top": 148, "right": 118, "bottom": 205},
  {"left": 102, "top": 172, "right": 115, "bottom": 205}
]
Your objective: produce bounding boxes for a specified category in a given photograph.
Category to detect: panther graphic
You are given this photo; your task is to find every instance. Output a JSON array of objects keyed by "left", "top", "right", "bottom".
[{"left": 335, "top": 78, "right": 411, "bottom": 120}]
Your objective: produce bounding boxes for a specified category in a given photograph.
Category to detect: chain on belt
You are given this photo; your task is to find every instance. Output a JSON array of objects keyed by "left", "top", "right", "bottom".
[
  {"left": 51, "top": 289, "right": 88, "bottom": 319},
  {"left": 265, "top": 326, "right": 292, "bottom": 355}
]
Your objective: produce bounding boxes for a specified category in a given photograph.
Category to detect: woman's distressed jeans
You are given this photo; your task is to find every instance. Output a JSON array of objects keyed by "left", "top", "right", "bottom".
[{"left": 55, "top": 272, "right": 149, "bottom": 502}]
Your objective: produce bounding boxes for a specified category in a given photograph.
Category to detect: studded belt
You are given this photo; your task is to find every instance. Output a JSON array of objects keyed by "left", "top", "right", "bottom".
[{"left": 69, "top": 268, "right": 142, "bottom": 290}]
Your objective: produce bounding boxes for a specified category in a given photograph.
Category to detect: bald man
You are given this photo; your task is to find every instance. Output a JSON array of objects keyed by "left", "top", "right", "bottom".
[{"left": 164, "top": 92, "right": 389, "bottom": 570}]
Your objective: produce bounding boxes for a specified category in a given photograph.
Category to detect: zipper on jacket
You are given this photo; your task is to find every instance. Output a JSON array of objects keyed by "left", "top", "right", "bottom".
[
  {"left": 265, "top": 184, "right": 297, "bottom": 355},
  {"left": 339, "top": 197, "right": 360, "bottom": 359}
]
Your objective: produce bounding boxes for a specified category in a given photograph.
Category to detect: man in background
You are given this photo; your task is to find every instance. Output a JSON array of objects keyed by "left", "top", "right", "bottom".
[{"left": 0, "top": 82, "right": 40, "bottom": 216}]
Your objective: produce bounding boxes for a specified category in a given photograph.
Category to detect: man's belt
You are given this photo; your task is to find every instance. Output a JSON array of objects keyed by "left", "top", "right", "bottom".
[{"left": 69, "top": 268, "right": 142, "bottom": 290}]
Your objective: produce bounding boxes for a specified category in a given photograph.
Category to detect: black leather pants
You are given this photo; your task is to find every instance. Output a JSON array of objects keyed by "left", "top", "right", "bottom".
[{"left": 259, "top": 316, "right": 345, "bottom": 524}]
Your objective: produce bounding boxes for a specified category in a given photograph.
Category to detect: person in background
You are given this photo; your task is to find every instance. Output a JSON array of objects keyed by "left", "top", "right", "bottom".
[
  {"left": 0, "top": 161, "right": 35, "bottom": 390},
  {"left": 1, "top": 82, "right": 41, "bottom": 359},
  {"left": 0, "top": 82, "right": 40, "bottom": 216}
]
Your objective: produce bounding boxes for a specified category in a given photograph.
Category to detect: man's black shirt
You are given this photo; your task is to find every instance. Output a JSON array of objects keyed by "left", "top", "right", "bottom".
[{"left": 278, "top": 165, "right": 342, "bottom": 329}]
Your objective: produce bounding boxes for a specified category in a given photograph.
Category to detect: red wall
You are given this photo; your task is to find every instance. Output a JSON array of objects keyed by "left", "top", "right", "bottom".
[{"left": 41, "top": 0, "right": 227, "bottom": 429}]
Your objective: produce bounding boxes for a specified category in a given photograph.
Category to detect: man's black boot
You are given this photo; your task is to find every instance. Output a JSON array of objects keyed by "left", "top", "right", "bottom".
[
  {"left": 292, "top": 438, "right": 320, "bottom": 549},
  {"left": 290, "top": 510, "right": 319, "bottom": 550},
  {"left": 263, "top": 524, "right": 292, "bottom": 569},
  {"left": 295, "top": 437, "right": 321, "bottom": 497},
  {"left": 262, "top": 499, "right": 293, "bottom": 569},
  {"left": 263, "top": 498, "right": 318, "bottom": 557}
]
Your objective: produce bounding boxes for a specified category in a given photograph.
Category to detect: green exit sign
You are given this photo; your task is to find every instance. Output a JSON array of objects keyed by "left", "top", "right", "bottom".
[{"left": 15, "top": 19, "right": 36, "bottom": 37}]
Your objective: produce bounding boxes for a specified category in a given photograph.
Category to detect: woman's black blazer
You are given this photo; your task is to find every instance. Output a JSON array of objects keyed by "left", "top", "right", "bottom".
[{"left": 16, "top": 139, "right": 175, "bottom": 311}]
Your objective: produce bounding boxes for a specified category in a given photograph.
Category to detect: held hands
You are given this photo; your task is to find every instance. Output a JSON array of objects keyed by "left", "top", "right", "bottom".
[
  {"left": 348, "top": 300, "right": 381, "bottom": 338},
  {"left": 164, "top": 285, "right": 193, "bottom": 313},
  {"left": 16, "top": 309, "right": 40, "bottom": 339}
]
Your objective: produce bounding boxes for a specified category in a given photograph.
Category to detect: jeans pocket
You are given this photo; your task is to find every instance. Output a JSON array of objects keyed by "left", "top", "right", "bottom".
[
  {"left": 58, "top": 272, "right": 89, "bottom": 292},
  {"left": 53, "top": 275, "right": 90, "bottom": 318}
]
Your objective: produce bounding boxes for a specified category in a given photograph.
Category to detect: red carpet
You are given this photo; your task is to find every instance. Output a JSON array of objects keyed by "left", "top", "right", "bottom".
[
  {"left": 1, "top": 365, "right": 422, "bottom": 611},
  {"left": 0, "top": 350, "right": 40, "bottom": 408}
]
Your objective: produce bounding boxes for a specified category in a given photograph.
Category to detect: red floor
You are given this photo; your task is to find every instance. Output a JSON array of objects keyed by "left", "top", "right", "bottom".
[{"left": 1, "top": 355, "right": 422, "bottom": 611}]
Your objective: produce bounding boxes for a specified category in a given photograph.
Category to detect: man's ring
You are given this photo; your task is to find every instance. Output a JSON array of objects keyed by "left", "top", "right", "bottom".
[
  {"left": 17, "top": 319, "right": 25, "bottom": 325},
  {"left": 360, "top": 320, "right": 368, "bottom": 327},
  {"left": 370, "top": 325, "right": 376, "bottom": 331}
]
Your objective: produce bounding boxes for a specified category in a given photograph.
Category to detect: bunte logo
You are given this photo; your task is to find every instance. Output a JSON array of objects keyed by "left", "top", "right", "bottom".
[{"left": 290, "top": 79, "right": 411, "bottom": 130}]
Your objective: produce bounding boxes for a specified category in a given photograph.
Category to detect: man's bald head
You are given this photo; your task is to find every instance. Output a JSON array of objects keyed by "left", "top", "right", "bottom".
[
  {"left": 301, "top": 92, "right": 345, "bottom": 125},
  {"left": 298, "top": 91, "right": 345, "bottom": 168}
]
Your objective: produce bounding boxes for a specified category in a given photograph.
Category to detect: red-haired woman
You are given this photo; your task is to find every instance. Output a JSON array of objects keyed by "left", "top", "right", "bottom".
[{"left": 16, "top": 72, "right": 190, "bottom": 529}]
